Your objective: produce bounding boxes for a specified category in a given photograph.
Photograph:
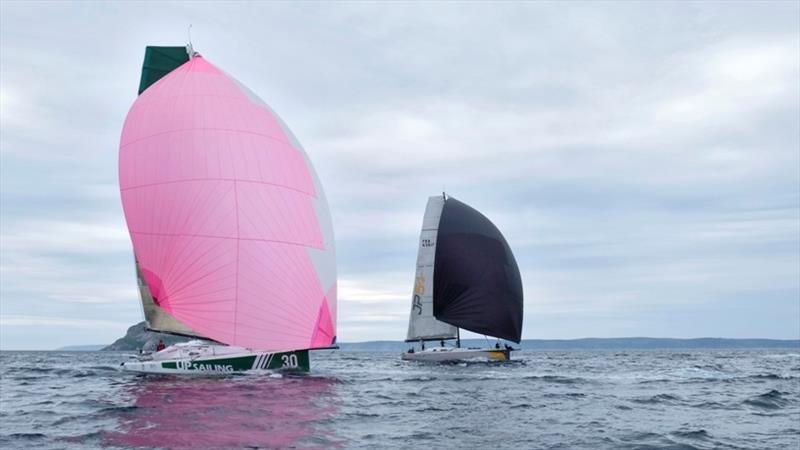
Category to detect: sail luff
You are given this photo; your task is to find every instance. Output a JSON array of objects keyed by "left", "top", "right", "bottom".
[
  {"left": 406, "top": 196, "right": 459, "bottom": 342},
  {"left": 131, "top": 46, "right": 206, "bottom": 340}
]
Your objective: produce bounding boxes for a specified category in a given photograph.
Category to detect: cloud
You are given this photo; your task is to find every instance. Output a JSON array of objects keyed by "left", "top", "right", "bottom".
[
  {"left": 0, "top": 2, "right": 798, "bottom": 349},
  {"left": 0, "top": 314, "right": 127, "bottom": 329},
  {"left": 1, "top": 217, "right": 130, "bottom": 255}
]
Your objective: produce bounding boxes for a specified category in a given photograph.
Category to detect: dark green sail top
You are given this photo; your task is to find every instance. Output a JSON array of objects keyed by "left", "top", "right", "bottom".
[{"left": 137, "top": 46, "right": 190, "bottom": 94}]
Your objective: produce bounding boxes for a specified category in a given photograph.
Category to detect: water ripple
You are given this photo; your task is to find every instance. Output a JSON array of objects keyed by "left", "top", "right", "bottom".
[{"left": 0, "top": 349, "right": 798, "bottom": 449}]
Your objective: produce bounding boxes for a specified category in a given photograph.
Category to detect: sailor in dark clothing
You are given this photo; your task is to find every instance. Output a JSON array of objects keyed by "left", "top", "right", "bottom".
[
  {"left": 156, "top": 339, "right": 166, "bottom": 352},
  {"left": 495, "top": 342, "right": 500, "bottom": 349}
]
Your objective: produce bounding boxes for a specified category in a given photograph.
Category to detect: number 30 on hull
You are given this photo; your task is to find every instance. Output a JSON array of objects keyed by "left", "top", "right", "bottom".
[{"left": 121, "top": 349, "right": 310, "bottom": 374}]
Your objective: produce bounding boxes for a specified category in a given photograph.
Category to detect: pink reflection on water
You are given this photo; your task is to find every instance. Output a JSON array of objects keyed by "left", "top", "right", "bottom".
[{"left": 104, "top": 375, "right": 341, "bottom": 449}]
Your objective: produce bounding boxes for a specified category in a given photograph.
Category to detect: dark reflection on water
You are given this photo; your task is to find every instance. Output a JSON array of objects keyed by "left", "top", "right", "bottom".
[{"left": 103, "top": 374, "right": 341, "bottom": 449}]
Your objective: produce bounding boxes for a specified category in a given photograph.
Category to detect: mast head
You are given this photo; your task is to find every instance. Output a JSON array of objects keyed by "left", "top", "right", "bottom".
[{"left": 186, "top": 24, "right": 196, "bottom": 59}]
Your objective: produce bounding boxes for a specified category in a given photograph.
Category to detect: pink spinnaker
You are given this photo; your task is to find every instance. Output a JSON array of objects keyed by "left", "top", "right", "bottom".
[{"left": 119, "top": 56, "right": 336, "bottom": 351}]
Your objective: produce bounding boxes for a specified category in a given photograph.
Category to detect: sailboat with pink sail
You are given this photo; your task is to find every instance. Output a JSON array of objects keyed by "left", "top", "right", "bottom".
[{"left": 119, "top": 45, "right": 336, "bottom": 373}]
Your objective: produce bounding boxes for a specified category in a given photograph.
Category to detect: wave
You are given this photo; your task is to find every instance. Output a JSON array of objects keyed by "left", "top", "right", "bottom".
[
  {"left": 672, "top": 429, "right": 710, "bottom": 440},
  {"left": 633, "top": 393, "right": 682, "bottom": 404},
  {"left": 510, "top": 403, "right": 534, "bottom": 409},
  {"left": 96, "top": 405, "right": 139, "bottom": 415},
  {"left": 523, "top": 375, "right": 586, "bottom": 384},
  {"left": 743, "top": 389, "right": 791, "bottom": 410},
  {"left": 761, "top": 353, "right": 800, "bottom": 359},
  {"left": 413, "top": 406, "right": 451, "bottom": 412},
  {"left": 746, "top": 373, "right": 795, "bottom": 380},
  {"left": 1, "top": 433, "right": 47, "bottom": 440},
  {"left": 401, "top": 376, "right": 436, "bottom": 382}
]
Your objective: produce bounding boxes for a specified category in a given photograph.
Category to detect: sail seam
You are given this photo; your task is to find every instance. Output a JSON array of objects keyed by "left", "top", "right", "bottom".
[
  {"left": 121, "top": 127, "right": 291, "bottom": 149},
  {"left": 233, "top": 180, "right": 240, "bottom": 345},
  {"left": 129, "top": 231, "right": 322, "bottom": 249},
  {"left": 121, "top": 178, "right": 315, "bottom": 197}
]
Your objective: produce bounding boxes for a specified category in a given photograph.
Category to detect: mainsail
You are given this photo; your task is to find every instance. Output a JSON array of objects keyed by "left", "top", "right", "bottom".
[
  {"left": 406, "top": 196, "right": 459, "bottom": 342},
  {"left": 135, "top": 258, "right": 198, "bottom": 337},
  {"left": 119, "top": 47, "right": 337, "bottom": 351},
  {"left": 433, "top": 197, "right": 523, "bottom": 343}
]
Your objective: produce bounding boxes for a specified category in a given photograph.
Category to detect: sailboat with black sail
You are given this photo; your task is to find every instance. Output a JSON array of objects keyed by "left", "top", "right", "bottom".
[
  {"left": 402, "top": 194, "right": 523, "bottom": 362},
  {"left": 118, "top": 45, "right": 337, "bottom": 373}
]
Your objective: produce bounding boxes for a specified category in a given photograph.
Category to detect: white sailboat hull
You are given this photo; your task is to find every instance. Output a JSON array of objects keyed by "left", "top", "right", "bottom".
[
  {"left": 120, "top": 341, "right": 310, "bottom": 374},
  {"left": 401, "top": 346, "right": 512, "bottom": 362}
]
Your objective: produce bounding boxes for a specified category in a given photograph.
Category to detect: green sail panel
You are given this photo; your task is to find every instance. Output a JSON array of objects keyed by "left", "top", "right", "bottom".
[{"left": 137, "top": 46, "right": 190, "bottom": 94}]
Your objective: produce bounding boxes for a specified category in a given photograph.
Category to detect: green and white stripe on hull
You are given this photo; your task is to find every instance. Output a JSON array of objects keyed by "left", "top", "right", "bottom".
[
  {"left": 247, "top": 350, "right": 310, "bottom": 371},
  {"left": 122, "top": 349, "right": 310, "bottom": 374}
]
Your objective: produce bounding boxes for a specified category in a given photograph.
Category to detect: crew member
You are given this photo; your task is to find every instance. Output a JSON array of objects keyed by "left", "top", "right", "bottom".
[{"left": 156, "top": 339, "right": 166, "bottom": 352}]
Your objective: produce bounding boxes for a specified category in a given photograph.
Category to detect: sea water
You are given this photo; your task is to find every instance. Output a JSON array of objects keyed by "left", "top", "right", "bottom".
[{"left": 1, "top": 349, "right": 798, "bottom": 449}]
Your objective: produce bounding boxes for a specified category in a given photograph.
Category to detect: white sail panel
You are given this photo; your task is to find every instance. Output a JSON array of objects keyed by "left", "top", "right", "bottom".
[
  {"left": 135, "top": 260, "right": 205, "bottom": 338},
  {"left": 406, "top": 196, "right": 459, "bottom": 342}
]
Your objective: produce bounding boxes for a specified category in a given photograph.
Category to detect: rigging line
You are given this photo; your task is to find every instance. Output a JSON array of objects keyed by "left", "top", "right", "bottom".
[
  {"left": 157, "top": 180, "right": 232, "bottom": 286},
  {"left": 235, "top": 239, "right": 319, "bottom": 317},
  {"left": 233, "top": 180, "right": 240, "bottom": 343},
  {"left": 234, "top": 248, "right": 316, "bottom": 315}
]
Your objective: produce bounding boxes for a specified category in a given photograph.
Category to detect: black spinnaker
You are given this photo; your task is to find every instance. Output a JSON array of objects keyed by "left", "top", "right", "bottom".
[{"left": 433, "top": 197, "right": 523, "bottom": 343}]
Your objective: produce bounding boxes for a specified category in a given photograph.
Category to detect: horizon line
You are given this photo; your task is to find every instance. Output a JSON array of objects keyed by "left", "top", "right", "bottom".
[{"left": 2, "top": 336, "right": 799, "bottom": 352}]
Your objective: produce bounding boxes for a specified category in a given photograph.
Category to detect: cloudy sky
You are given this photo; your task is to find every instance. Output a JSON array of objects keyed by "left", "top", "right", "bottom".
[{"left": 1, "top": 2, "right": 798, "bottom": 350}]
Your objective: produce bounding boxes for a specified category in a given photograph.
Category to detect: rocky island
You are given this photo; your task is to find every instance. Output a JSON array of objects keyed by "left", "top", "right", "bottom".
[{"left": 103, "top": 321, "right": 190, "bottom": 351}]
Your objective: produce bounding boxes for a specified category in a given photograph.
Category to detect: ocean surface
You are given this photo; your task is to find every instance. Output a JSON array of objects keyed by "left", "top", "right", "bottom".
[{"left": 1, "top": 349, "right": 798, "bottom": 449}]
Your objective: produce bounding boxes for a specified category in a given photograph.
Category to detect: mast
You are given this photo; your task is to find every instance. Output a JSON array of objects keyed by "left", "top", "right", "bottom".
[{"left": 186, "top": 24, "right": 194, "bottom": 59}]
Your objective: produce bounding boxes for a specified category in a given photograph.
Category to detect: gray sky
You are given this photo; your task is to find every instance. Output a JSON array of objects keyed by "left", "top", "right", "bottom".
[{"left": 1, "top": 1, "right": 798, "bottom": 350}]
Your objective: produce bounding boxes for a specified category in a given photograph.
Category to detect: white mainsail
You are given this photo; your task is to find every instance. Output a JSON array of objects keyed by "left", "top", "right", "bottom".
[
  {"left": 406, "top": 195, "right": 459, "bottom": 342},
  {"left": 135, "top": 259, "right": 203, "bottom": 338}
]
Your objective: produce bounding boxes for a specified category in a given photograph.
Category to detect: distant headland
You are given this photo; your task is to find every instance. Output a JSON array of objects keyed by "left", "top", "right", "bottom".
[{"left": 53, "top": 322, "right": 800, "bottom": 352}]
